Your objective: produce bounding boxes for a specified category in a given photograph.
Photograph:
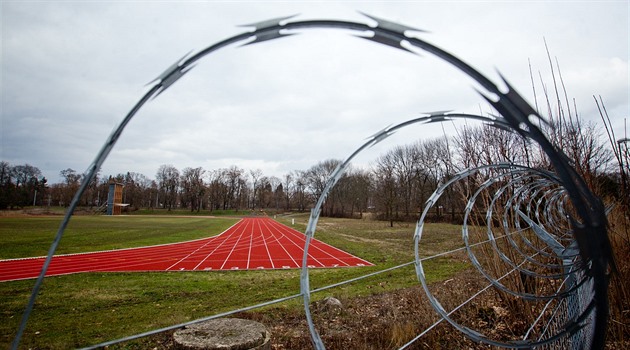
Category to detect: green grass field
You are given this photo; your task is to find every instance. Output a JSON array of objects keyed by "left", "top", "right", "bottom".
[
  {"left": 0, "top": 216, "right": 239, "bottom": 259},
  {"left": 0, "top": 213, "right": 464, "bottom": 349}
]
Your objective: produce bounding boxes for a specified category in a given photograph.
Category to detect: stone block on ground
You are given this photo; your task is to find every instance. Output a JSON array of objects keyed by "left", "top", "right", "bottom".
[{"left": 173, "top": 318, "right": 271, "bottom": 350}]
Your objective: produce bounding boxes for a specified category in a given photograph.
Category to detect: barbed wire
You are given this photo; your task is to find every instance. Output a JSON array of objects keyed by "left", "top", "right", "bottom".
[{"left": 11, "top": 13, "right": 613, "bottom": 350}]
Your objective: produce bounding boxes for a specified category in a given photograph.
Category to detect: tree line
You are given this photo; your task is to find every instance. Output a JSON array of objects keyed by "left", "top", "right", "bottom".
[
  {"left": 4, "top": 53, "right": 628, "bottom": 222},
  {"left": 0, "top": 163, "right": 48, "bottom": 209},
  {"left": 2, "top": 113, "right": 627, "bottom": 224}
]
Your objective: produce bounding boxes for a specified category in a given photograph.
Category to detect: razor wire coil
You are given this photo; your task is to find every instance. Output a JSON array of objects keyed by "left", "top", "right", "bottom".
[{"left": 11, "top": 13, "right": 612, "bottom": 350}]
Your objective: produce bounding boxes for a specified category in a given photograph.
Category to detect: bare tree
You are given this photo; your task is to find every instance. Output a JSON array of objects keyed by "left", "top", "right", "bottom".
[
  {"left": 205, "top": 167, "right": 247, "bottom": 212},
  {"left": 207, "top": 169, "right": 227, "bottom": 211},
  {"left": 304, "top": 159, "right": 342, "bottom": 217},
  {"left": 282, "top": 173, "right": 294, "bottom": 211},
  {"left": 267, "top": 176, "right": 282, "bottom": 211},
  {"left": 346, "top": 169, "right": 372, "bottom": 218},
  {"left": 226, "top": 166, "right": 245, "bottom": 211},
  {"left": 59, "top": 168, "right": 81, "bottom": 207},
  {"left": 180, "top": 167, "right": 205, "bottom": 212},
  {"left": 258, "top": 176, "right": 272, "bottom": 209},
  {"left": 373, "top": 153, "right": 398, "bottom": 226},
  {"left": 249, "top": 169, "right": 263, "bottom": 209},
  {"left": 293, "top": 170, "right": 308, "bottom": 212},
  {"left": 156, "top": 164, "right": 180, "bottom": 210}
]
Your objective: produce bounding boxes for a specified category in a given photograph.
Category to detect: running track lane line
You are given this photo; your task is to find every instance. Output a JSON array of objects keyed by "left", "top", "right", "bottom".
[
  {"left": 260, "top": 219, "right": 276, "bottom": 269},
  {"left": 190, "top": 219, "right": 251, "bottom": 271},
  {"left": 219, "top": 219, "right": 250, "bottom": 270},
  {"left": 0, "top": 217, "right": 373, "bottom": 282},
  {"left": 259, "top": 217, "right": 323, "bottom": 268},
  {"left": 268, "top": 219, "right": 356, "bottom": 267}
]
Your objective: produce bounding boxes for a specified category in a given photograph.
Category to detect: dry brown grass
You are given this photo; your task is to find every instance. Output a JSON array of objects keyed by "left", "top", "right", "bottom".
[
  {"left": 606, "top": 204, "right": 630, "bottom": 346},
  {"left": 131, "top": 269, "right": 524, "bottom": 349}
]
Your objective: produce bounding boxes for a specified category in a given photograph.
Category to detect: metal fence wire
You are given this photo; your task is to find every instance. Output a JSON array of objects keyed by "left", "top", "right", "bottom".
[{"left": 11, "top": 13, "right": 613, "bottom": 350}]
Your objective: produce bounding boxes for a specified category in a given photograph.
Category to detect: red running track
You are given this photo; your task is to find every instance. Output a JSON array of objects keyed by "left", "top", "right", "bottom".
[{"left": 0, "top": 217, "right": 372, "bottom": 282}]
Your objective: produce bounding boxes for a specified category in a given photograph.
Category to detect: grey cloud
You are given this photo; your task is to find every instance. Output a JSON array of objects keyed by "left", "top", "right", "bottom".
[{"left": 1, "top": 2, "right": 627, "bottom": 183}]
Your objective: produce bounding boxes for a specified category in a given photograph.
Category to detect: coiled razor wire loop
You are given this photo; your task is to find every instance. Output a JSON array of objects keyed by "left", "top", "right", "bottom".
[
  {"left": 414, "top": 164, "right": 592, "bottom": 348},
  {"left": 11, "top": 13, "right": 613, "bottom": 350}
]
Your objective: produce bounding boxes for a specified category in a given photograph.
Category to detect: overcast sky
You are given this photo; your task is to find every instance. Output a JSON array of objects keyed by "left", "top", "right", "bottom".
[{"left": 1, "top": 1, "right": 628, "bottom": 184}]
